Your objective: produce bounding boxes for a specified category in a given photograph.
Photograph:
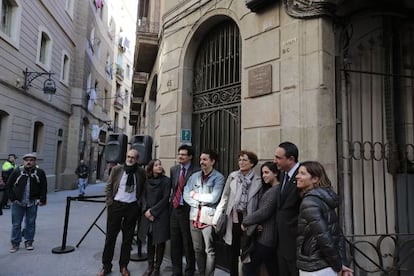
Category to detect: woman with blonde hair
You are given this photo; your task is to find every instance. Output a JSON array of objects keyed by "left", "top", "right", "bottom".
[{"left": 296, "top": 161, "right": 353, "bottom": 276}]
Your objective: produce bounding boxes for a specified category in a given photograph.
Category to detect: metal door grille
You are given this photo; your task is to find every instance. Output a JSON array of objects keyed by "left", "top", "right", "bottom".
[
  {"left": 337, "top": 15, "right": 414, "bottom": 275},
  {"left": 192, "top": 20, "right": 241, "bottom": 178}
]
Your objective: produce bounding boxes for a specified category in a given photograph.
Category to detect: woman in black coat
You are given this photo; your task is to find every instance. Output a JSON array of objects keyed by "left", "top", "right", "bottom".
[
  {"left": 139, "top": 159, "right": 171, "bottom": 276},
  {"left": 295, "top": 161, "right": 353, "bottom": 276}
]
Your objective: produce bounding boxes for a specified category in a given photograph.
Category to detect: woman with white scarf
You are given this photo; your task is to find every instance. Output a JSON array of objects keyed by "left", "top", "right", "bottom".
[{"left": 212, "top": 150, "right": 262, "bottom": 276}]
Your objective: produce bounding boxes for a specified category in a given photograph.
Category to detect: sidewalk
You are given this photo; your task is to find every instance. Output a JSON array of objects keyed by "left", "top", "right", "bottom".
[{"left": 0, "top": 183, "right": 228, "bottom": 276}]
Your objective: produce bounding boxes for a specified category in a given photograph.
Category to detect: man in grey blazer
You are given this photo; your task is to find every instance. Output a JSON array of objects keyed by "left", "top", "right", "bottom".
[{"left": 170, "top": 145, "right": 199, "bottom": 276}]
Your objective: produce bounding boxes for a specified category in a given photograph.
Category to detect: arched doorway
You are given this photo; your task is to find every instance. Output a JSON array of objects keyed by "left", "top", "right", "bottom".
[{"left": 192, "top": 20, "right": 241, "bottom": 178}]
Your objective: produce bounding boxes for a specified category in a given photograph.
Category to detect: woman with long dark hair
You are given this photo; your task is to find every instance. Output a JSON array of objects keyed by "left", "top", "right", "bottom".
[
  {"left": 241, "top": 161, "right": 280, "bottom": 276},
  {"left": 139, "top": 159, "right": 171, "bottom": 276},
  {"left": 296, "top": 161, "right": 353, "bottom": 276}
]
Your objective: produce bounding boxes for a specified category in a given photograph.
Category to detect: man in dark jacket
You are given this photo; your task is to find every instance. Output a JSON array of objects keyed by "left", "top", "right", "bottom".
[
  {"left": 274, "top": 141, "right": 301, "bottom": 276},
  {"left": 2, "top": 153, "right": 18, "bottom": 209},
  {"left": 170, "top": 144, "right": 199, "bottom": 276},
  {"left": 6, "top": 152, "right": 47, "bottom": 253},
  {"left": 97, "top": 149, "right": 146, "bottom": 276},
  {"left": 75, "top": 159, "right": 89, "bottom": 197}
]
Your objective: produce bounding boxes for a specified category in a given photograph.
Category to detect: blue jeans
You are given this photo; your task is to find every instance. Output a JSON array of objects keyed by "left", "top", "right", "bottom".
[
  {"left": 11, "top": 202, "right": 38, "bottom": 245},
  {"left": 78, "top": 178, "right": 87, "bottom": 195}
]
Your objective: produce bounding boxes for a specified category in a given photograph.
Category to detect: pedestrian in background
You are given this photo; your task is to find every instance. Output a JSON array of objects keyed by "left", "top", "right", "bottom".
[
  {"left": 2, "top": 153, "right": 18, "bottom": 209},
  {"left": 97, "top": 149, "right": 146, "bottom": 276},
  {"left": 274, "top": 141, "right": 301, "bottom": 276},
  {"left": 139, "top": 159, "right": 171, "bottom": 276},
  {"left": 241, "top": 161, "right": 280, "bottom": 276},
  {"left": 6, "top": 152, "right": 47, "bottom": 253},
  {"left": 75, "top": 159, "right": 89, "bottom": 197},
  {"left": 0, "top": 176, "right": 5, "bottom": 215},
  {"left": 296, "top": 161, "right": 353, "bottom": 276},
  {"left": 184, "top": 149, "right": 225, "bottom": 276},
  {"left": 213, "top": 150, "right": 262, "bottom": 276},
  {"left": 170, "top": 144, "right": 198, "bottom": 276}
]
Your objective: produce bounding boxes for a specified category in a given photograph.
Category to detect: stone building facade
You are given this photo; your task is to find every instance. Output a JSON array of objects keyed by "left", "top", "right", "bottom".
[{"left": 134, "top": 0, "right": 414, "bottom": 273}]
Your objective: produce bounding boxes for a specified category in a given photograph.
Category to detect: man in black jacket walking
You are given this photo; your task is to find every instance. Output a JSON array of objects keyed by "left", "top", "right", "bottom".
[{"left": 6, "top": 152, "right": 47, "bottom": 253}]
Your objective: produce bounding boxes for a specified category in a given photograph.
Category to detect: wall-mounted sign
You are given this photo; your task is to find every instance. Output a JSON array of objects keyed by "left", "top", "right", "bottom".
[
  {"left": 248, "top": 64, "right": 272, "bottom": 98},
  {"left": 181, "top": 129, "right": 192, "bottom": 144}
]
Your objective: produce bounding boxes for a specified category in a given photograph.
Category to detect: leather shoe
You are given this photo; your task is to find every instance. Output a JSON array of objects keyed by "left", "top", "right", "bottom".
[
  {"left": 120, "top": 267, "right": 130, "bottom": 276},
  {"left": 97, "top": 267, "right": 111, "bottom": 276}
]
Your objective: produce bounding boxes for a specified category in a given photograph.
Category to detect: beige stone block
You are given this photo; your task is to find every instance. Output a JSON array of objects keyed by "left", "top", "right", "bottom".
[
  {"left": 281, "top": 22, "right": 299, "bottom": 57},
  {"left": 244, "top": 28, "right": 280, "bottom": 67},
  {"left": 272, "top": 61, "right": 281, "bottom": 92},
  {"left": 281, "top": 89, "right": 300, "bottom": 127},
  {"left": 321, "top": 19, "right": 335, "bottom": 56},
  {"left": 242, "top": 128, "right": 259, "bottom": 154},
  {"left": 159, "top": 113, "right": 177, "bottom": 136},
  {"left": 304, "top": 51, "right": 321, "bottom": 90},
  {"left": 259, "top": 127, "right": 281, "bottom": 159},
  {"left": 281, "top": 126, "right": 301, "bottom": 147},
  {"left": 280, "top": 56, "right": 299, "bottom": 91},
  {"left": 302, "top": 19, "right": 320, "bottom": 55},
  {"left": 160, "top": 90, "right": 178, "bottom": 114},
  {"left": 243, "top": 93, "right": 280, "bottom": 128},
  {"left": 160, "top": 70, "right": 179, "bottom": 94},
  {"left": 162, "top": 47, "right": 181, "bottom": 72},
  {"left": 242, "top": 6, "right": 280, "bottom": 39},
  {"left": 159, "top": 135, "right": 178, "bottom": 159}
]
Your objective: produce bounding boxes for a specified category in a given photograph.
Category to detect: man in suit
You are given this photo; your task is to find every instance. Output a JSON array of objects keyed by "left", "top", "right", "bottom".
[
  {"left": 97, "top": 149, "right": 146, "bottom": 276},
  {"left": 170, "top": 144, "right": 199, "bottom": 276},
  {"left": 274, "top": 141, "right": 301, "bottom": 276}
]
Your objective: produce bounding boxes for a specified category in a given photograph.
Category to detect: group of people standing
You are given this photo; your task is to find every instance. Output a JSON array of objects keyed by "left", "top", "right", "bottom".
[{"left": 97, "top": 141, "right": 353, "bottom": 276}]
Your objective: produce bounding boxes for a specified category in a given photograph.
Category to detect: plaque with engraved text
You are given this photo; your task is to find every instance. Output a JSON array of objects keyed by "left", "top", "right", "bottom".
[{"left": 248, "top": 64, "right": 272, "bottom": 98}]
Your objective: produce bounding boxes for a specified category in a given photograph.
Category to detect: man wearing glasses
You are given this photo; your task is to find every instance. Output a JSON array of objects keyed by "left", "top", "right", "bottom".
[
  {"left": 170, "top": 145, "right": 199, "bottom": 276},
  {"left": 6, "top": 152, "right": 47, "bottom": 253},
  {"left": 98, "top": 149, "right": 146, "bottom": 276}
]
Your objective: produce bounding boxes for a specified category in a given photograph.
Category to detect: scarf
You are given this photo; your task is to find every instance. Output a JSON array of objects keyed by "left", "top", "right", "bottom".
[
  {"left": 235, "top": 170, "right": 255, "bottom": 212},
  {"left": 124, "top": 163, "right": 138, "bottom": 193}
]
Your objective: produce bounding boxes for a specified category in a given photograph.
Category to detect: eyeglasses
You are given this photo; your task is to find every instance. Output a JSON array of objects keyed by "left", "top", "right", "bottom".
[{"left": 238, "top": 158, "right": 250, "bottom": 162}]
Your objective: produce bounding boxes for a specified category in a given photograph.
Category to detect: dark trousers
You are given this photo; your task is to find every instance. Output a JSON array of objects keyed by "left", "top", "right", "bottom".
[
  {"left": 230, "top": 221, "right": 242, "bottom": 276},
  {"left": 102, "top": 201, "right": 139, "bottom": 270},
  {"left": 170, "top": 207, "right": 195, "bottom": 276},
  {"left": 242, "top": 243, "right": 278, "bottom": 276},
  {"left": 147, "top": 233, "right": 166, "bottom": 270},
  {"left": 277, "top": 252, "right": 298, "bottom": 276}
]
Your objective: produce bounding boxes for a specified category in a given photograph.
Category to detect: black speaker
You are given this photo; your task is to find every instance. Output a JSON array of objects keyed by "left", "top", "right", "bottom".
[
  {"left": 130, "top": 135, "right": 153, "bottom": 165},
  {"left": 105, "top": 133, "right": 128, "bottom": 163}
]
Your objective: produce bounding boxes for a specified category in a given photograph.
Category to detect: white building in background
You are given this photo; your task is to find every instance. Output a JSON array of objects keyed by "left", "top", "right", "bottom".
[{"left": 0, "top": 0, "right": 137, "bottom": 191}]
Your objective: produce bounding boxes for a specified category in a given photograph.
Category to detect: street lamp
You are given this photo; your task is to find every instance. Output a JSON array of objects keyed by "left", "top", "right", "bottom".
[{"left": 22, "top": 68, "right": 56, "bottom": 94}]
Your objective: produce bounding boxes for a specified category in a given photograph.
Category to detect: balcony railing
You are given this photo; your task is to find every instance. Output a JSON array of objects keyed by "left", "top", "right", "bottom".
[{"left": 136, "top": 20, "right": 159, "bottom": 34}]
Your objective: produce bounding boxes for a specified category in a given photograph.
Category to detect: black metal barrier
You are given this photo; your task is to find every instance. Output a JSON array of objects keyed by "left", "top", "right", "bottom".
[
  {"left": 51, "top": 195, "right": 147, "bottom": 262},
  {"left": 52, "top": 195, "right": 106, "bottom": 254}
]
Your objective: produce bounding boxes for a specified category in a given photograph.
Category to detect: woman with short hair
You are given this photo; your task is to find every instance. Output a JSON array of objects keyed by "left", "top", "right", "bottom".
[{"left": 213, "top": 150, "right": 262, "bottom": 276}]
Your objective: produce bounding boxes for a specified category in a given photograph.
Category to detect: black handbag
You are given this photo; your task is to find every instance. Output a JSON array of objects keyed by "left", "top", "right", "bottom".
[{"left": 215, "top": 212, "right": 227, "bottom": 237}]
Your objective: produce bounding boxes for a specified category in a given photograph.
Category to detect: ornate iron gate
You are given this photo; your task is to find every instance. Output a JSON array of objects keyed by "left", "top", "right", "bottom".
[
  {"left": 337, "top": 14, "right": 414, "bottom": 275},
  {"left": 192, "top": 20, "right": 241, "bottom": 178}
]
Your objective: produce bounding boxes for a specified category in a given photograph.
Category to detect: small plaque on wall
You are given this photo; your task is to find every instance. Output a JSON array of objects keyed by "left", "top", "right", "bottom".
[{"left": 248, "top": 64, "right": 272, "bottom": 97}]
